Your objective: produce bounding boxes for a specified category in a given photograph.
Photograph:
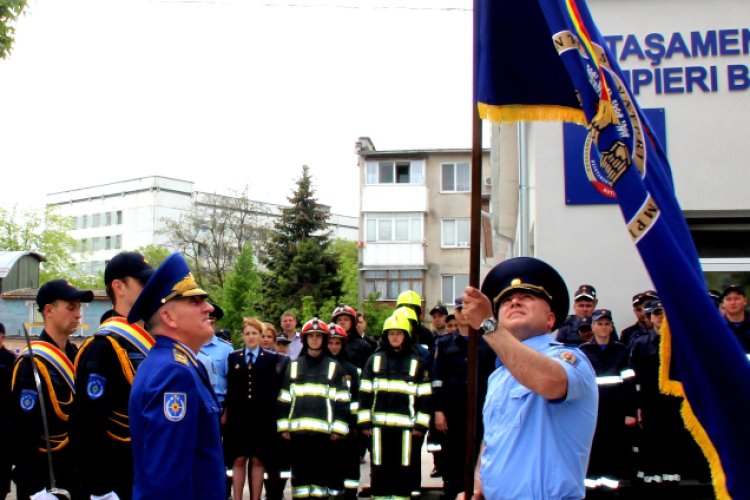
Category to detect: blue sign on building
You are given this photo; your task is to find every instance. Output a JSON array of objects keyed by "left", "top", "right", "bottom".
[{"left": 563, "top": 108, "right": 667, "bottom": 205}]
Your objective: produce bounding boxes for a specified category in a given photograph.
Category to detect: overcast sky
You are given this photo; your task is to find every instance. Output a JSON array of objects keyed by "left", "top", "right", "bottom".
[{"left": 0, "top": 0, "right": 484, "bottom": 217}]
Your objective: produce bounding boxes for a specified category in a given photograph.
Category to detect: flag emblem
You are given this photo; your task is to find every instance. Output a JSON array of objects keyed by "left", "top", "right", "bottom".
[{"left": 164, "top": 392, "right": 187, "bottom": 422}]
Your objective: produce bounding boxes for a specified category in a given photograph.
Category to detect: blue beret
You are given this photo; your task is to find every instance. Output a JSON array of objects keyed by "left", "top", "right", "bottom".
[
  {"left": 480, "top": 257, "right": 569, "bottom": 330},
  {"left": 128, "top": 253, "right": 208, "bottom": 324}
]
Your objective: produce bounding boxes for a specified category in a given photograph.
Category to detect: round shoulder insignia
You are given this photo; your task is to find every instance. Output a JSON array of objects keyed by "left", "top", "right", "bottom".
[
  {"left": 20, "top": 389, "right": 38, "bottom": 412},
  {"left": 557, "top": 351, "right": 580, "bottom": 367},
  {"left": 164, "top": 392, "right": 187, "bottom": 422},
  {"left": 87, "top": 373, "right": 107, "bottom": 400}
]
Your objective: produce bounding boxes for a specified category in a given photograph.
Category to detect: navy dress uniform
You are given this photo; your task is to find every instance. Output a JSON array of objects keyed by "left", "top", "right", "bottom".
[
  {"left": 225, "top": 345, "right": 288, "bottom": 466},
  {"left": 10, "top": 280, "right": 93, "bottom": 500},
  {"left": 72, "top": 317, "right": 155, "bottom": 499},
  {"left": 579, "top": 309, "right": 637, "bottom": 487},
  {"left": 71, "top": 251, "right": 155, "bottom": 499},
  {"left": 430, "top": 299, "right": 496, "bottom": 498},
  {"left": 128, "top": 253, "right": 225, "bottom": 500},
  {"left": 0, "top": 323, "right": 16, "bottom": 500}
]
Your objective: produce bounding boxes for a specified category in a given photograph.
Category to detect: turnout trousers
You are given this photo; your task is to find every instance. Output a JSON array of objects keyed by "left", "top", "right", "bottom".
[{"left": 370, "top": 426, "right": 412, "bottom": 500}]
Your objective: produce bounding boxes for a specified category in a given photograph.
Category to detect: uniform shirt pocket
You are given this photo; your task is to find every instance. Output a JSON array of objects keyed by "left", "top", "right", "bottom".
[{"left": 507, "top": 385, "right": 533, "bottom": 428}]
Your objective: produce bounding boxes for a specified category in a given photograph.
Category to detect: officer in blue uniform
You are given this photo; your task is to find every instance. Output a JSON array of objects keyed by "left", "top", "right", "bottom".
[
  {"left": 460, "top": 257, "right": 598, "bottom": 499},
  {"left": 128, "top": 253, "right": 225, "bottom": 500}
]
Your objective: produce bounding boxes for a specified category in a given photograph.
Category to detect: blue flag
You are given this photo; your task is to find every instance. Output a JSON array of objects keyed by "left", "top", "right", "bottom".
[{"left": 477, "top": 1, "right": 750, "bottom": 497}]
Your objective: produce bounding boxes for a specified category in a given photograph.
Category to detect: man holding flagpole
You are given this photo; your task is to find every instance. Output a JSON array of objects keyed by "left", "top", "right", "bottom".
[{"left": 460, "top": 257, "right": 597, "bottom": 499}]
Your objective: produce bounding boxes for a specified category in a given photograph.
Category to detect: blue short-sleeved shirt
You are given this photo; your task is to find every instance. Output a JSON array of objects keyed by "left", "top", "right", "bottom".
[
  {"left": 199, "top": 335, "right": 234, "bottom": 402},
  {"left": 481, "top": 333, "right": 598, "bottom": 499}
]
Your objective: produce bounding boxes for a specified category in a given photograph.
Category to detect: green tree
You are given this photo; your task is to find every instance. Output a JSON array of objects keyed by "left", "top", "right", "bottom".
[
  {"left": 0, "top": 205, "right": 76, "bottom": 282},
  {"left": 162, "top": 186, "right": 270, "bottom": 297},
  {"left": 331, "top": 238, "right": 359, "bottom": 307},
  {"left": 220, "top": 243, "right": 261, "bottom": 344},
  {"left": 259, "top": 166, "right": 342, "bottom": 321},
  {"left": 134, "top": 244, "right": 171, "bottom": 269},
  {"left": 360, "top": 292, "right": 393, "bottom": 339},
  {"left": 1, "top": 0, "right": 28, "bottom": 59}
]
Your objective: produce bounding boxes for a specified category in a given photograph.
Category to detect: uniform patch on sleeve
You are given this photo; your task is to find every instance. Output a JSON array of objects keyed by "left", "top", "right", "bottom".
[
  {"left": 87, "top": 373, "right": 106, "bottom": 400},
  {"left": 20, "top": 389, "right": 37, "bottom": 412},
  {"left": 164, "top": 392, "right": 187, "bottom": 422},
  {"left": 558, "top": 351, "right": 580, "bottom": 367}
]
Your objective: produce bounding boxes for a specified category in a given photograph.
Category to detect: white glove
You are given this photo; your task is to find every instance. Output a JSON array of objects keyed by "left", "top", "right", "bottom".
[
  {"left": 30, "top": 490, "right": 61, "bottom": 500},
  {"left": 91, "top": 492, "right": 121, "bottom": 500}
]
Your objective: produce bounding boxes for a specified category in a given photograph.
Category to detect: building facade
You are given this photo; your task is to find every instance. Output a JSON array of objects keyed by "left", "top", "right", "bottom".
[
  {"left": 485, "top": 0, "right": 750, "bottom": 325},
  {"left": 46, "top": 176, "right": 359, "bottom": 276},
  {"left": 356, "top": 137, "right": 491, "bottom": 314}
]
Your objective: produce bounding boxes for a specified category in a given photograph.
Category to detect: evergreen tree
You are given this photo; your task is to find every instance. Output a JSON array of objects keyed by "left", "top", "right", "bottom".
[
  {"left": 259, "top": 166, "right": 342, "bottom": 321},
  {"left": 221, "top": 243, "right": 261, "bottom": 345}
]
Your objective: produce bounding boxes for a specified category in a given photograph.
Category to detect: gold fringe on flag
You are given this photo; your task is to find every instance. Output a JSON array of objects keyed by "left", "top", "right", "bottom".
[
  {"left": 658, "top": 318, "right": 730, "bottom": 500},
  {"left": 591, "top": 98, "right": 619, "bottom": 130},
  {"left": 478, "top": 102, "right": 586, "bottom": 125}
]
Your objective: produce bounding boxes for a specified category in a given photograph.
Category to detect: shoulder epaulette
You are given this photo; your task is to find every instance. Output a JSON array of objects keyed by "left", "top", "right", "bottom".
[{"left": 173, "top": 344, "right": 198, "bottom": 368}]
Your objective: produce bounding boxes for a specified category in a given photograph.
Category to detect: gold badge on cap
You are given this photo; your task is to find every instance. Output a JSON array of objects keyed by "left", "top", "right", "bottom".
[{"left": 161, "top": 273, "right": 204, "bottom": 303}]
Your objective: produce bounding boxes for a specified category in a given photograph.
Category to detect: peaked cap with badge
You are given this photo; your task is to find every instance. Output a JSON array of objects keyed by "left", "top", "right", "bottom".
[
  {"left": 128, "top": 252, "right": 209, "bottom": 324},
  {"left": 480, "top": 256, "right": 569, "bottom": 331}
]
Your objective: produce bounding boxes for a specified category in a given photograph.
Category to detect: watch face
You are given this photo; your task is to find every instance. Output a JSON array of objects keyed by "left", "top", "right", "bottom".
[{"left": 482, "top": 318, "right": 497, "bottom": 334}]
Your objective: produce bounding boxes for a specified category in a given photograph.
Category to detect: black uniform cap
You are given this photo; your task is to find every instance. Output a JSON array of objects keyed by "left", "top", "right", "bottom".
[
  {"left": 209, "top": 302, "right": 224, "bottom": 322},
  {"left": 36, "top": 279, "right": 94, "bottom": 312},
  {"left": 480, "top": 257, "right": 569, "bottom": 331},
  {"left": 722, "top": 284, "right": 746, "bottom": 298},
  {"left": 104, "top": 251, "right": 154, "bottom": 286}
]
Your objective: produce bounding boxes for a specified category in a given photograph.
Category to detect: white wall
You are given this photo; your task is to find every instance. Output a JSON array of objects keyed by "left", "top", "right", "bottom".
[{"left": 520, "top": 0, "right": 750, "bottom": 326}]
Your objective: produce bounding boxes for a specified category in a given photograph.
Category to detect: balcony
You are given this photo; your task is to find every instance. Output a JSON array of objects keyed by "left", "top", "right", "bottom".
[
  {"left": 361, "top": 185, "right": 428, "bottom": 213},
  {"left": 361, "top": 242, "right": 425, "bottom": 267}
]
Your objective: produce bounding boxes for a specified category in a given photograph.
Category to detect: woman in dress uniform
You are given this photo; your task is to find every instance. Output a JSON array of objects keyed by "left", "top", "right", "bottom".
[{"left": 225, "top": 317, "right": 288, "bottom": 500}]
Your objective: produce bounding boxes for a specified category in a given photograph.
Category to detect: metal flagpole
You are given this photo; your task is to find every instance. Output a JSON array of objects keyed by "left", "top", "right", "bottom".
[{"left": 21, "top": 324, "right": 71, "bottom": 499}]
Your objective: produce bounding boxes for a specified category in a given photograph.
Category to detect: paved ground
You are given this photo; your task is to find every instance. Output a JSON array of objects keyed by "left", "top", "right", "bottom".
[{"left": 5, "top": 444, "right": 445, "bottom": 499}]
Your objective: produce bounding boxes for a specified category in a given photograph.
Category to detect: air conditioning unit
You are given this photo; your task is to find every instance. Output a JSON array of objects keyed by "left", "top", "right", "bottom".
[{"left": 484, "top": 177, "right": 493, "bottom": 186}]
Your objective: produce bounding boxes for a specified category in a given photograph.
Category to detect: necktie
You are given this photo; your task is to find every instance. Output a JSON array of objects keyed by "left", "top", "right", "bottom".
[{"left": 248, "top": 352, "right": 254, "bottom": 365}]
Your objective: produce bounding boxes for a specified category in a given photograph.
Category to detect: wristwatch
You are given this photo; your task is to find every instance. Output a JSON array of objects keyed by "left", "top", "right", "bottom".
[{"left": 479, "top": 317, "right": 498, "bottom": 336}]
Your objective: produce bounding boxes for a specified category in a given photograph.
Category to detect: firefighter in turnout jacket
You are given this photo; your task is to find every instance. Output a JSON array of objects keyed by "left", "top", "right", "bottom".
[
  {"left": 327, "top": 323, "right": 361, "bottom": 499},
  {"left": 277, "top": 318, "right": 350, "bottom": 498},
  {"left": 358, "top": 314, "right": 431, "bottom": 500}
]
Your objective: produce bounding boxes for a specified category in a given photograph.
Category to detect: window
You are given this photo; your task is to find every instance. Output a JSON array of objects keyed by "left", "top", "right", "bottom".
[
  {"left": 116, "top": 211, "right": 123, "bottom": 224},
  {"left": 363, "top": 270, "right": 423, "bottom": 301},
  {"left": 80, "top": 239, "right": 88, "bottom": 253},
  {"left": 105, "top": 212, "right": 112, "bottom": 226},
  {"left": 91, "top": 237, "right": 101, "bottom": 251},
  {"left": 92, "top": 213, "right": 100, "bottom": 228},
  {"left": 365, "top": 213, "right": 422, "bottom": 242},
  {"left": 81, "top": 215, "right": 88, "bottom": 229},
  {"left": 442, "top": 274, "right": 470, "bottom": 305},
  {"left": 105, "top": 236, "right": 112, "bottom": 250},
  {"left": 115, "top": 235, "right": 122, "bottom": 249},
  {"left": 442, "top": 162, "right": 470, "bottom": 192},
  {"left": 365, "top": 161, "right": 424, "bottom": 185},
  {"left": 441, "top": 218, "right": 471, "bottom": 247}
]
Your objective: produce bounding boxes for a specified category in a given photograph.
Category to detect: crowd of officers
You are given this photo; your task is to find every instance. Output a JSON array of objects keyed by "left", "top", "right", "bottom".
[{"left": 0, "top": 249, "right": 747, "bottom": 499}]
